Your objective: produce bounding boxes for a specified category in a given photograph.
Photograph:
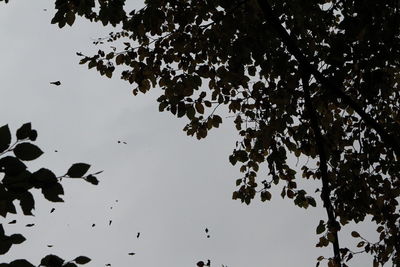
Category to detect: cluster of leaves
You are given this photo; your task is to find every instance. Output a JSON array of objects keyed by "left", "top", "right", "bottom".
[
  {"left": 3, "top": 0, "right": 399, "bottom": 265},
  {"left": 0, "top": 123, "right": 100, "bottom": 265}
]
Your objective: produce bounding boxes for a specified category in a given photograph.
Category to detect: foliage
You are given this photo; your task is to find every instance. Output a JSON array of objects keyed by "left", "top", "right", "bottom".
[
  {"left": 0, "top": 123, "right": 99, "bottom": 265},
  {"left": 3, "top": 0, "right": 400, "bottom": 266}
]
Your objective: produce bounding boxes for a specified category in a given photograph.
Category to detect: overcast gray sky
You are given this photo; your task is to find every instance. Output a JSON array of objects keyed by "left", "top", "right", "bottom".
[{"left": 1, "top": 1, "right": 377, "bottom": 266}]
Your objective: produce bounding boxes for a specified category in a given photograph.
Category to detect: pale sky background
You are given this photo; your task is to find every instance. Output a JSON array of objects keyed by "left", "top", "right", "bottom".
[{"left": 1, "top": 1, "right": 377, "bottom": 266}]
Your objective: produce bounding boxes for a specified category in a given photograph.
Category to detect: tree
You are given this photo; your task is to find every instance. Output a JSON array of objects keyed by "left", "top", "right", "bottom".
[
  {"left": 3, "top": 0, "right": 400, "bottom": 266},
  {"left": 0, "top": 123, "right": 100, "bottom": 266}
]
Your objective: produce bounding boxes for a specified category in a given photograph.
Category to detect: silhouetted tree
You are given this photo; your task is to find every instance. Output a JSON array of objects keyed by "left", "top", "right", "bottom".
[{"left": 3, "top": 0, "right": 400, "bottom": 266}]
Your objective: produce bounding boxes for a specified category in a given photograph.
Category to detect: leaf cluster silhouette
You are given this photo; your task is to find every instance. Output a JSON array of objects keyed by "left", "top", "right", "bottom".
[{"left": 0, "top": 123, "right": 100, "bottom": 266}]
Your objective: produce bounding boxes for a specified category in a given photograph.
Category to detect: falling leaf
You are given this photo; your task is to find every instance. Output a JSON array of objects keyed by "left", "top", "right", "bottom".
[
  {"left": 8, "top": 220, "right": 16, "bottom": 224},
  {"left": 207, "top": 235, "right": 210, "bottom": 238},
  {"left": 50, "top": 81, "right": 61, "bottom": 86},
  {"left": 47, "top": 245, "right": 53, "bottom": 247},
  {"left": 92, "top": 224, "right": 96, "bottom": 227},
  {"left": 106, "top": 264, "right": 111, "bottom": 266},
  {"left": 197, "top": 261, "right": 205, "bottom": 267},
  {"left": 50, "top": 208, "right": 55, "bottom": 213},
  {"left": 128, "top": 252, "right": 135, "bottom": 256},
  {"left": 26, "top": 224, "right": 35, "bottom": 227},
  {"left": 205, "top": 228, "right": 209, "bottom": 233},
  {"left": 109, "top": 220, "right": 112, "bottom": 226},
  {"left": 137, "top": 232, "right": 140, "bottom": 238}
]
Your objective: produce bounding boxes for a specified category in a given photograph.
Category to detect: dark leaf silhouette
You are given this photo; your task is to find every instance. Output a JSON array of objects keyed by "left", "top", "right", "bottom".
[
  {"left": 74, "top": 256, "right": 91, "bottom": 264},
  {"left": 16, "top": 123, "right": 32, "bottom": 140},
  {"left": 0, "top": 156, "right": 27, "bottom": 176},
  {"left": 10, "top": 234, "right": 26, "bottom": 244},
  {"left": 41, "top": 181, "right": 64, "bottom": 202},
  {"left": 13, "top": 143, "right": 43, "bottom": 161},
  {"left": 67, "top": 163, "right": 90, "bottom": 178},
  {"left": 40, "top": 254, "right": 64, "bottom": 267},
  {"left": 3, "top": 259, "right": 35, "bottom": 267},
  {"left": 0, "top": 125, "right": 11, "bottom": 153},
  {"left": 49, "top": 81, "right": 61, "bottom": 86},
  {"left": 85, "top": 175, "right": 99, "bottom": 185},
  {"left": 25, "top": 224, "right": 34, "bottom": 227},
  {"left": 19, "top": 192, "right": 35, "bottom": 215},
  {"left": 8, "top": 220, "right": 16, "bottom": 224}
]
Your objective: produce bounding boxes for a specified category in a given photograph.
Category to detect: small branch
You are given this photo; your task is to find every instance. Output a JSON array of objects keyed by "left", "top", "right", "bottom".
[{"left": 302, "top": 70, "right": 342, "bottom": 266}]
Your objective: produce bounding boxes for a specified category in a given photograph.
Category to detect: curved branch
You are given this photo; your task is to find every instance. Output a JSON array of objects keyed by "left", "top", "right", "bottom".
[{"left": 302, "top": 71, "right": 342, "bottom": 266}]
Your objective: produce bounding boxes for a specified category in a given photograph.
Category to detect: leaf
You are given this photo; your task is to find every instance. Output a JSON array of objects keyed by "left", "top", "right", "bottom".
[
  {"left": 16, "top": 123, "right": 32, "bottom": 140},
  {"left": 260, "top": 191, "right": 272, "bottom": 201},
  {"left": 8, "top": 259, "right": 35, "bottom": 267},
  {"left": 31, "top": 168, "right": 58, "bottom": 185},
  {"left": 0, "top": 124, "right": 11, "bottom": 153},
  {"left": 316, "top": 220, "right": 326, "bottom": 234},
  {"left": 40, "top": 254, "right": 64, "bottom": 267},
  {"left": 67, "top": 163, "right": 91, "bottom": 178},
  {"left": 0, "top": 156, "right": 27, "bottom": 176},
  {"left": 115, "top": 54, "right": 125, "bottom": 65},
  {"left": 10, "top": 234, "right": 26, "bottom": 244},
  {"left": 19, "top": 191, "right": 35, "bottom": 215},
  {"left": 74, "top": 256, "right": 91, "bottom": 264},
  {"left": 307, "top": 196, "right": 316, "bottom": 207},
  {"left": 0, "top": 238, "right": 12, "bottom": 255},
  {"left": 41, "top": 183, "right": 64, "bottom": 202},
  {"left": 29, "top": 130, "right": 38, "bottom": 141},
  {"left": 85, "top": 175, "right": 99, "bottom": 185},
  {"left": 351, "top": 231, "right": 360, "bottom": 238},
  {"left": 195, "top": 102, "right": 205, "bottom": 114},
  {"left": 13, "top": 143, "right": 43, "bottom": 161},
  {"left": 50, "top": 81, "right": 61, "bottom": 86}
]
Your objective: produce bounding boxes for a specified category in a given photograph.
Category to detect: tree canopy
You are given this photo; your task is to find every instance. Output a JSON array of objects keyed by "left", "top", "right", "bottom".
[{"left": 2, "top": 0, "right": 400, "bottom": 266}]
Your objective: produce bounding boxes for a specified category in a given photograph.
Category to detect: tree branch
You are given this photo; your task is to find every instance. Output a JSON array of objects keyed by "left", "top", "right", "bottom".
[{"left": 302, "top": 71, "right": 342, "bottom": 266}]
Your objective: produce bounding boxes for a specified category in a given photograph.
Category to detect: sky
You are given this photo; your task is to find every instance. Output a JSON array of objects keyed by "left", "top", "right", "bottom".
[{"left": 0, "top": 1, "right": 377, "bottom": 266}]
